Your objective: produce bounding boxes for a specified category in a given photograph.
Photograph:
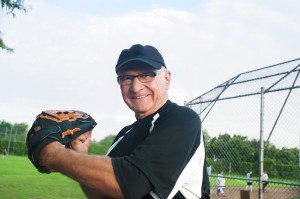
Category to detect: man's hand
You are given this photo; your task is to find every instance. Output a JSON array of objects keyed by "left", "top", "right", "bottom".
[{"left": 70, "top": 130, "right": 92, "bottom": 153}]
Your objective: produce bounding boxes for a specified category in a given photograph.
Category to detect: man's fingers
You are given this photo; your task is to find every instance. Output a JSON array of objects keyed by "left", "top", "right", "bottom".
[{"left": 77, "top": 130, "right": 92, "bottom": 142}]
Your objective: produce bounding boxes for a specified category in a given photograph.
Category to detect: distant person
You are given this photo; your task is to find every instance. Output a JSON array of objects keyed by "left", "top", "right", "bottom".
[
  {"left": 216, "top": 170, "right": 225, "bottom": 197},
  {"left": 245, "top": 170, "right": 253, "bottom": 191},
  {"left": 262, "top": 170, "right": 269, "bottom": 192},
  {"left": 3, "top": 148, "right": 7, "bottom": 157}
]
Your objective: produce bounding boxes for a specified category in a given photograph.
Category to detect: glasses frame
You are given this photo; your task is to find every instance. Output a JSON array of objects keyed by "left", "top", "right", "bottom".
[{"left": 117, "top": 70, "right": 163, "bottom": 85}]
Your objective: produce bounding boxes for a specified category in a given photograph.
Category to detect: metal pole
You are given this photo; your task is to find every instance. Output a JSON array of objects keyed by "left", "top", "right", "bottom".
[
  {"left": 259, "top": 87, "right": 265, "bottom": 199},
  {"left": 5, "top": 127, "right": 8, "bottom": 139},
  {"left": 199, "top": 97, "right": 202, "bottom": 114},
  {"left": 13, "top": 128, "right": 18, "bottom": 153},
  {"left": 7, "top": 126, "right": 13, "bottom": 155}
]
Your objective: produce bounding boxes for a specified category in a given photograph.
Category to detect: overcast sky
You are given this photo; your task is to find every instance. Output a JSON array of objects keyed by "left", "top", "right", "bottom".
[{"left": 0, "top": 0, "right": 299, "bottom": 144}]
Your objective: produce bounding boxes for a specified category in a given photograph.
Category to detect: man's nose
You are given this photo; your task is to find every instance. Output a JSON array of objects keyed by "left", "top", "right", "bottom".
[{"left": 130, "top": 77, "right": 144, "bottom": 92}]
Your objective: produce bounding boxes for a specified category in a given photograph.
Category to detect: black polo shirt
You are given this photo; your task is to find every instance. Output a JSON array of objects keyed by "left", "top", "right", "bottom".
[{"left": 107, "top": 100, "right": 210, "bottom": 199}]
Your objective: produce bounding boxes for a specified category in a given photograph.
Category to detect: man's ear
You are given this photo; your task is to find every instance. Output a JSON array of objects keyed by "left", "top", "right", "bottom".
[{"left": 165, "top": 70, "right": 171, "bottom": 89}]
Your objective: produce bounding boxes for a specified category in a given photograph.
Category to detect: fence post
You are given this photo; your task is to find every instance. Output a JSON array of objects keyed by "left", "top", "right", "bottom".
[
  {"left": 259, "top": 87, "right": 265, "bottom": 199},
  {"left": 7, "top": 127, "right": 13, "bottom": 155},
  {"left": 12, "top": 128, "right": 18, "bottom": 153},
  {"left": 5, "top": 127, "right": 8, "bottom": 139}
]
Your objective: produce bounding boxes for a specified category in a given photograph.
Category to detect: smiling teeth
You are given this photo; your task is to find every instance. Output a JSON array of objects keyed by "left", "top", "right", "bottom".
[{"left": 136, "top": 95, "right": 148, "bottom": 99}]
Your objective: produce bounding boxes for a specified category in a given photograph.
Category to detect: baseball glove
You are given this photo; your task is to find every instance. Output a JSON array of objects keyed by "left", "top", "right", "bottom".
[{"left": 26, "top": 110, "right": 97, "bottom": 173}]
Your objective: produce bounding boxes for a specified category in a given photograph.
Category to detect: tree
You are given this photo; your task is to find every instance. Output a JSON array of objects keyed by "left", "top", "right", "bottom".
[
  {"left": 203, "top": 129, "right": 211, "bottom": 145},
  {"left": 89, "top": 134, "right": 116, "bottom": 155},
  {"left": 1, "top": 0, "right": 27, "bottom": 52}
]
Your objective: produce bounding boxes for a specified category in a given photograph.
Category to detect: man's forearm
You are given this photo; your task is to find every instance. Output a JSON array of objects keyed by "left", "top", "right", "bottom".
[{"left": 43, "top": 146, "right": 123, "bottom": 198}]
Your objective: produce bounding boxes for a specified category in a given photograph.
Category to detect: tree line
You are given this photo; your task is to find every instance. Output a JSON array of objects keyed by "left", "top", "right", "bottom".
[
  {"left": 0, "top": 120, "right": 28, "bottom": 155},
  {"left": 0, "top": 120, "right": 114, "bottom": 157},
  {"left": 204, "top": 130, "right": 299, "bottom": 180},
  {"left": 1, "top": 120, "right": 298, "bottom": 180}
]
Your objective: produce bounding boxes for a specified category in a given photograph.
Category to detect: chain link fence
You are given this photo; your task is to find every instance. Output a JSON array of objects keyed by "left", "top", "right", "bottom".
[
  {"left": 0, "top": 126, "right": 27, "bottom": 156},
  {"left": 186, "top": 58, "right": 300, "bottom": 199}
]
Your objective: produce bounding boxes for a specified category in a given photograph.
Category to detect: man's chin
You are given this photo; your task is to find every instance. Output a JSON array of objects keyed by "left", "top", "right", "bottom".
[{"left": 132, "top": 107, "right": 152, "bottom": 118}]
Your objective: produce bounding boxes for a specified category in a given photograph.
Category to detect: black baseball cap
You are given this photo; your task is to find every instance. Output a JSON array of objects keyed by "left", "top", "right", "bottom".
[{"left": 115, "top": 44, "right": 166, "bottom": 73}]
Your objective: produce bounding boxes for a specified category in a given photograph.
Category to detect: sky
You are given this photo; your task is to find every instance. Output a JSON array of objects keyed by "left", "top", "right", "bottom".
[{"left": 0, "top": 0, "right": 299, "bottom": 144}]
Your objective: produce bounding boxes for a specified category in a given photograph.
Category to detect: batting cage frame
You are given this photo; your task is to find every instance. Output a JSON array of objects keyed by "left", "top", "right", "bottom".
[{"left": 185, "top": 58, "right": 300, "bottom": 199}]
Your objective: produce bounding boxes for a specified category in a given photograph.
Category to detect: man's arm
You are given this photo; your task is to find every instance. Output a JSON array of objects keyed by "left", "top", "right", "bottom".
[
  {"left": 70, "top": 131, "right": 122, "bottom": 199},
  {"left": 39, "top": 134, "right": 123, "bottom": 199},
  {"left": 70, "top": 131, "right": 105, "bottom": 199}
]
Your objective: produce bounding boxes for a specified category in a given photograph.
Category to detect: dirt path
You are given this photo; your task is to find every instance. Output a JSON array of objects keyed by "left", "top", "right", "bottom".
[{"left": 210, "top": 187, "right": 300, "bottom": 199}]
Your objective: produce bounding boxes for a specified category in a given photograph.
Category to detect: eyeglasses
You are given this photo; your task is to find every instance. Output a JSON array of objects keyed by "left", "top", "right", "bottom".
[{"left": 117, "top": 71, "right": 163, "bottom": 85}]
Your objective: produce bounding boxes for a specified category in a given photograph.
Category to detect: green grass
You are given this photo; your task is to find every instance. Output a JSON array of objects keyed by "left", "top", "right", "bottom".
[
  {"left": 210, "top": 176, "right": 299, "bottom": 188},
  {"left": 0, "top": 155, "right": 86, "bottom": 199}
]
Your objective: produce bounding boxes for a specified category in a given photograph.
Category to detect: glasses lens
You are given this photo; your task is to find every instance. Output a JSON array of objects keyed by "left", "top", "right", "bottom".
[
  {"left": 117, "top": 71, "right": 162, "bottom": 85},
  {"left": 118, "top": 75, "right": 131, "bottom": 85},
  {"left": 138, "top": 72, "right": 156, "bottom": 83}
]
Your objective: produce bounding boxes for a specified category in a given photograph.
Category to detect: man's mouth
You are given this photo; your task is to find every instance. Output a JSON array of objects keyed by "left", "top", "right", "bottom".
[{"left": 134, "top": 94, "right": 150, "bottom": 99}]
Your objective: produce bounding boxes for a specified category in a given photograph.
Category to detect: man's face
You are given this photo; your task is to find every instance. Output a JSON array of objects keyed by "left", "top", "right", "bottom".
[{"left": 118, "top": 66, "right": 171, "bottom": 119}]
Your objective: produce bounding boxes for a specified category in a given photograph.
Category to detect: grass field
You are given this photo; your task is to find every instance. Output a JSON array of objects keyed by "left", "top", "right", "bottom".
[
  {"left": 1, "top": 155, "right": 299, "bottom": 199},
  {"left": 0, "top": 155, "right": 86, "bottom": 199}
]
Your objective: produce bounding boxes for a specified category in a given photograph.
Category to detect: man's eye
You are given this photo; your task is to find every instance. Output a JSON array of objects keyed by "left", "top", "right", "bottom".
[
  {"left": 140, "top": 73, "right": 150, "bottom": 78},
  {"left": 140, "top": 73, "right": 155, "bottom": 79},
  {"left": 123, "top": 76, "right": 132, "bottom": 81}
]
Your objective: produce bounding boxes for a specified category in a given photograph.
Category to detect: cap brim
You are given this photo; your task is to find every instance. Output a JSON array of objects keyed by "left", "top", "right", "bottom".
[{"left": 116, "top": 58, "right": 162, "bottom": 73}]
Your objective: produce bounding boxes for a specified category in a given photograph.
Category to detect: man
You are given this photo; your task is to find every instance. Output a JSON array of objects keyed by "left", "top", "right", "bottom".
[
  {"left": 216, "top": 171, "right": 225, "bottom": 197},
  {"left": 2, "top": 148, "right": 7, "bottom": 157},
  {"left": 245, "top": 170, "right": 253, "bottom": 191},
  {"left": 262, "top": 170, "right": 268, "bottom": 192},
  {"left": 34, "top": 44, "right": 210, "bottom": 198}
]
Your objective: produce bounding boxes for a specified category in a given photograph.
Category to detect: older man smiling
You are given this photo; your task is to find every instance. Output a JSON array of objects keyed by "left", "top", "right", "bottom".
[{"left": 32, "top": 44, "right": 210, "bottom": 199}]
